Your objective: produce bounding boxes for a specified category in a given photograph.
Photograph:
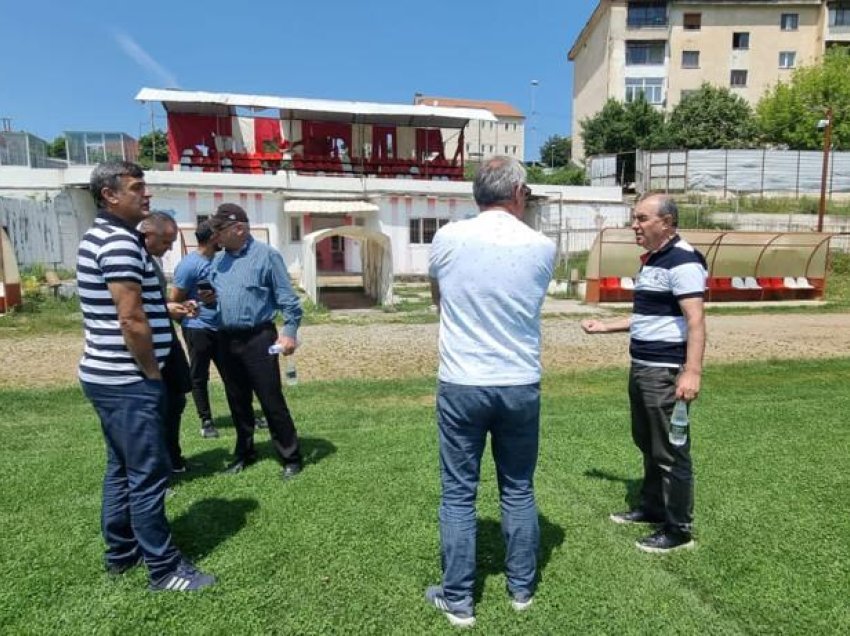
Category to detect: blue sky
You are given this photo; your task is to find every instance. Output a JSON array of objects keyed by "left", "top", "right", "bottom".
[{"left": 1, "top": 0, "right": 598, "bottom": 160}]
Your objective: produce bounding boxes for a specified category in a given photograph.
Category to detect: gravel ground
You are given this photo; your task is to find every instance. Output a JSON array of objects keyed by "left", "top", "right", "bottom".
[{"left": 1, "top": 312, "right": 848, "bottom": 388}]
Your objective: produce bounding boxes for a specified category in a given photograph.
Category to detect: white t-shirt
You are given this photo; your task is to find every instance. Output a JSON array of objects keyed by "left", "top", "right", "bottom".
[{"left": 428, "top": 208, "right": 556, "bottom": 386}]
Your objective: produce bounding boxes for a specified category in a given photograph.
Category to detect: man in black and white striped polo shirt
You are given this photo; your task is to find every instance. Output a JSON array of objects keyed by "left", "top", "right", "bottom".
[
  {"left": 77, "top": 160, "right": 214, "bottom": 591},
  {"left": 582, "top": 193, "right": 707, "bottom": 554}
]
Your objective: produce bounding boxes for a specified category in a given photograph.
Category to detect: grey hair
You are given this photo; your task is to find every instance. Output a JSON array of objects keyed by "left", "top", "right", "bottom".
[
  {"left": 89, "top": 160, "right": 144, "bottom": 207},
  {"left": 139, "top": 210, "right": 177, "bottom": 234},
  {"left": 640, "top": 192, "right": 679, "bottom": 227},
  {"left": 472, "top": 156, "right": 527, "bottom": 207}
]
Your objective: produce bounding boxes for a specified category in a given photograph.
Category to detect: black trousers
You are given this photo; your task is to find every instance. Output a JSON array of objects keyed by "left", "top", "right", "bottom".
[
  {"left": 182, "top": 326, "right": 223, "bottom": 423},
  {"left": 162, "top": 335, "right": 192, "bottom": 469},
  {"left": 628, "top": 363, "right": 694, "bottom": 535},
  {"left": 218, "top": 323, "right": 301, "bottom": 465}
]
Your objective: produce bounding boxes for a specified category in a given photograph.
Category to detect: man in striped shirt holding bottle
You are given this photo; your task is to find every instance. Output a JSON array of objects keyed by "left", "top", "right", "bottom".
[
  {"left": 77, "top": 160, "right": 214, "bottom": 591},
  {"left": 582, "top": 193, "right": 707, "bottom": 554}
]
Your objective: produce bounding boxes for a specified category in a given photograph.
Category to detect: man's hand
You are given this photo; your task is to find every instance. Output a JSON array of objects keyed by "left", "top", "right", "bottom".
[
  {"left": 581, "top": 319, "right": 607, "bottom": 334},
  {"left": 676, "top": 368, "right": 701, "bottom": 402},
  {"left": 167, "top": 301, "right": 190, "bottom": 321},
  {"left": 275, "top": 335, "right": 298, "bottom": 356}
]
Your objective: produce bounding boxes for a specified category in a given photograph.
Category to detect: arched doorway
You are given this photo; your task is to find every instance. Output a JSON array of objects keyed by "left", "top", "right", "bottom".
[{"left": 300, "top": 227, "right": 394, "bottom": 308}]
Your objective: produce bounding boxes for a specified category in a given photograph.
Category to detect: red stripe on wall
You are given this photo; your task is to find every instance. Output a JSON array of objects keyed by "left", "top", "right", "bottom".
[
  {"left": 254, "top": 193, "right": 263, "bottom": 217},
  {"left": 213, "top": 192, "right": 223, "bottom": 208},
  {"left": 188, "top": 191, "right": 197, "bottom": 217},
  {"left": 239, "top": 193, "right": 249, "bottom": 210}
]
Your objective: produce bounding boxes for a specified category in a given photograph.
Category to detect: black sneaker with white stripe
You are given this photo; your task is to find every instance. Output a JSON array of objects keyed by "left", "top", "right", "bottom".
[{"left": 149, "top": 560, "right": 215, "bottom": 592}]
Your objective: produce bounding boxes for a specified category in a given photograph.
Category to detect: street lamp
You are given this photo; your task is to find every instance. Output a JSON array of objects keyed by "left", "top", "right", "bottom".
[
  {"left": 530, "top": 80, "right": 539, "bottom": 164},
  {"left": 817, "top": 107, "right": 833, "bottom": 233}
]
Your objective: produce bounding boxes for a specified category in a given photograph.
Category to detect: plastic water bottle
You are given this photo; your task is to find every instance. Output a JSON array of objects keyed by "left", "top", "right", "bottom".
[
  {"left": 268, "top": 343, "right": 283, "bottom": 355},
  {"left": 284, "top": 356, "right": 298, "bottom": 386},
  {"left": 669, "top": 400, "right": 689, "bottom": 447}
]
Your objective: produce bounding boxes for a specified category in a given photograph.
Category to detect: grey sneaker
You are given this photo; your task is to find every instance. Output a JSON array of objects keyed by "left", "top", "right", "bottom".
[
  {"left": 510, "top": 593, "right": 534, "bottom": 612},
  {"left": 149, "top": 560, "right": 215, "bottom": 592},
  {"left": 200, "top": 421, "right": 220, "bottom": 438},
  {"left": 609, "top": 508, "right": 664, "bottom": 525},
  {"left": 424, "top": 585, "right": 475, "bottom": 628}
]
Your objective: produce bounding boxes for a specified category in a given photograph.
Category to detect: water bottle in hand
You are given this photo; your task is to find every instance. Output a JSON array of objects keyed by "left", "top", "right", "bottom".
[
  {"left": 669, "top": 400, "right": 689, "bottom": 447},
  {"left": 268, "top": 343, "right": 283, "bottom": 355},
  {"left": 284, "top": 356, "right": 298, "bottom": 386}
]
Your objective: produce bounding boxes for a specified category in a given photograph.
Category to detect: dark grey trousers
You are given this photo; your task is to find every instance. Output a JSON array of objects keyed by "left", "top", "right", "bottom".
[{"left": 628, "top": 363, "right": 694, "bottom": 535}]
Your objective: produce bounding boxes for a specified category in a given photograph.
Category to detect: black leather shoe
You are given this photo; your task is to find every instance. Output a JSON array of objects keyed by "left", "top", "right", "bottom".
[
  {"left": 222, "top": 456, "right": 255, "bottom": 475},
  {"left": 636, "top": 529, "right": 695, "bottom": 554},
  {"left": 281, "top": 463, "right": 302, "bottom": 480}
]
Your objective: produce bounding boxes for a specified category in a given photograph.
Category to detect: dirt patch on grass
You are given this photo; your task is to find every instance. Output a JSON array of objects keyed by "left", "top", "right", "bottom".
[{"left": 1, "top": 313, "right": 848, "bottom": 389}]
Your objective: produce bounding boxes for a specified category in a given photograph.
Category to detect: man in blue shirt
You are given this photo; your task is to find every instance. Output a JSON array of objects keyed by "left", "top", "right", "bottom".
[
  {"left": 208, "top": 203, "right": 304, "bottom": 479},
  {"left": 170, "top": 221, "right": 224, "bottom": 439}
]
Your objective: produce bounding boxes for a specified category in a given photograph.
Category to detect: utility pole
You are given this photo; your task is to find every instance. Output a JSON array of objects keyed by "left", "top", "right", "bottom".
[
  {"left": 530, "top": 80, "right": 539, "bottom": 164},
  {"left": 817, "top": 106, "right": 833, "bottom": 233}
]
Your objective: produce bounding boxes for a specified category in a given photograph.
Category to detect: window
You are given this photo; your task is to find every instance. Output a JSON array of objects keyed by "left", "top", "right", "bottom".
[
  {"left": 625, "top": 77, "right": 664, "bottom": 104},
  {"left": 683, "top": 13, "right": 701, "bottom": 30},
  {"left": 504, "top": 123, "right": 509, "bottom": 131},
  {"left": 682, "top": 50, "right": 700, "bottom": 68},
  {"left": 409, "top": 218, "right": 449, "bottom": 244},
  {"left": 626, "top": 41, "right": 665, "bottom": 65},
  {"left": 780, "top": 13, "right": 799, "bottom": 30},
  {"left": 830, "top": 3, "right": 850, "bottom": 27},
  {"left": 733, "top": 32, "right": 750, "bottom": 50},
  {"left": 779, "top": 51, "right": 796, "bottom": 68},
  {"left": 512, "top": 123, "right": 518, "bottom": 131},
  {"left": 627, "top": 2, "right": 667, "bottom": 28},
  {"left": 730, "top": 70, "right": 748, "bottom": 87},
  {"left": 512, "top": 145, "right": 517, "bottom": 154},
  {"left": 290, "top": 216, "right": 301, "bottom": 242},
  {"left": 504, "top": 146, "right": 510, "bottom": 154}
]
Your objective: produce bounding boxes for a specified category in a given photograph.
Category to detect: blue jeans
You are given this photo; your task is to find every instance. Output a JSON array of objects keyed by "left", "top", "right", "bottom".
[
  {"left": 436, "top": 381, "right": 540, "bottom": 612},
  {"left": 81, "top": 378, "right": 182, "bottom": 580}
]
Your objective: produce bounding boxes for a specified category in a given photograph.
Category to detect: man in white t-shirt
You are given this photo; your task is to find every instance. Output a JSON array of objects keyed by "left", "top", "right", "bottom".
[{"left": 424, "top": 156, "right": 555, "bottom": 628}]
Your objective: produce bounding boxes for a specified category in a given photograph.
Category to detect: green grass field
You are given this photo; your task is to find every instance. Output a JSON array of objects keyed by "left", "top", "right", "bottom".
[{"left": 1, "top": 359, "right": 848, "bottom": 634}]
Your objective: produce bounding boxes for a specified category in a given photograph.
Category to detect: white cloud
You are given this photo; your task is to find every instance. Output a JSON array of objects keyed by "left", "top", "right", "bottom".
[{"left": 112, "top": 30, "right": 179, "bottom": 88}]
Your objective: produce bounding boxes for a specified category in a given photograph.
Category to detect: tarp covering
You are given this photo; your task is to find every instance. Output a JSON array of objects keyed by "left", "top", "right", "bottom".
[
  {"left": 300, "top": 227, "right": 393, "bottom": 306},
  {"left": 283, "top": 200, "right": 379, "bottom": 214},
  {"left": 136, "top": 88, "right": 497, "bottom": 128}
]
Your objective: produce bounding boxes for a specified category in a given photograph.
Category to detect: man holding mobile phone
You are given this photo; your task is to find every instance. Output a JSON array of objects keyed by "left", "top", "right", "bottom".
[{"left": 170, "top": 221, "right": 224, "bottom": 439}]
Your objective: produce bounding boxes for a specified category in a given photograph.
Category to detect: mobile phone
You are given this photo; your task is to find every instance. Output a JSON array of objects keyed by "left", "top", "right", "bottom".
[{"left": 197, "top": 280, "right": 213, "bottom": 292}]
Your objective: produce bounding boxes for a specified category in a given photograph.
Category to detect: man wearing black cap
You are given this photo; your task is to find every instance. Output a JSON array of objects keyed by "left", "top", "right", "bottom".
[{"left": 207, "top": 203, "right": 304, "bottom": 479}]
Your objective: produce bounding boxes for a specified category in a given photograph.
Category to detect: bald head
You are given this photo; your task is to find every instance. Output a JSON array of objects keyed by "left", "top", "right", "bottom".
[
  {"left": 639, "top": 193, "right": 679, "bottom": 227},
  {"left": 140, "top": 211, "right": 178, "bottom": 257}
]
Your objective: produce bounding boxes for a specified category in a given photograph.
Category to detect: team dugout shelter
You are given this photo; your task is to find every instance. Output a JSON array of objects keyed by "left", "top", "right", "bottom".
[{"left": 586, "top": 228, "right": 834, "bottom": 303}]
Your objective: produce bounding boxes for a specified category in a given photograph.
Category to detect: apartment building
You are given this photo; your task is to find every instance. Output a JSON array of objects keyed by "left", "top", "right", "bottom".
[
  {"left": 413, "top": 95, "right": 525, "bottom": 162},
  {"left": 569, "top": 1, "right": 850, "bottom": 161}
]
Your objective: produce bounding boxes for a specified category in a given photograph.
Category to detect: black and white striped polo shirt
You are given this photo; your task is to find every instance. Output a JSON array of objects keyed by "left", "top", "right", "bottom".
[
  {"left": 630, "top": 235, "right": 707, "bottom": 368},
  {"left": 76, "top": 211, "right": 172, "bottom": 385}
]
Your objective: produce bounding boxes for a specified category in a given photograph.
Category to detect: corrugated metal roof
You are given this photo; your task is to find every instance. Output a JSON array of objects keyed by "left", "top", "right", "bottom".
[{"left": 414, "top": 95, "right": 524, "bottom": 119}]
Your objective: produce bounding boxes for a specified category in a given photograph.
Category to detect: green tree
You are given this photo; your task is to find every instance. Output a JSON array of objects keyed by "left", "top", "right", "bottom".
[
  {"left": 539, "top": 134, "right": 572, "bottom": 167},
  {"left": 667, "top": 83, "right": 758, "bottom": 149},
  {"left": 46, "top": 136, "right": 66, "bottom": 159},
  {"left": 580, "top": 96, "right": 667, "bottom": 157},
  {"left": 138, "top": 129, "right": 168, "bottom": 168},
  {"left": 757, "top": 48, "right": 850, "bottom": 150}
]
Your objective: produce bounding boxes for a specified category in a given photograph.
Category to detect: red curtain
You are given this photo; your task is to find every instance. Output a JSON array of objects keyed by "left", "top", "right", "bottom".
[
  {"left": 166, "top": 113, "right": 232, "bottom": 165},
  {"left": 303, "top": 121, "right": 352, "bottom": 157},
  {"left": 254, "top": 117, "right": 283, "bottom": 154},
  {"left": 416, "top": 129, "right": 444, "bottom": 161}
]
